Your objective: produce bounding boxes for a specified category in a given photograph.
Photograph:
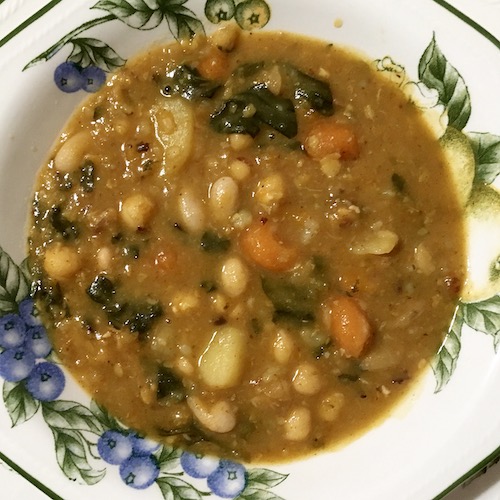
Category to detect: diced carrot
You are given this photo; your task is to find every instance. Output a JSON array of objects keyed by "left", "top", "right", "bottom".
[
  {"left": 239, "top": 220, "right": 297, "bottom": 272},
  {"left": 197, "top": 47, "right": 230, "bottom": 81},
  {"left": 324, "top": 295, "right": 372, "bottom": 358},
  {"left": 304, "top": 120, "right": 360, "bottom": 160}
]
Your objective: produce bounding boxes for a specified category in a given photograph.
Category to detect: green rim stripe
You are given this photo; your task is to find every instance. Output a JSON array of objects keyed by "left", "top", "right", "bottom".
[
  {"left": 0, "top": 0, "right": 64, "bottom": 49},
  {"left": 433, "top": 443, "right": 500, "bottom": 499},
  {"left": 431, "top": 0, "right": 500, "bottom": 50},
  {"left": 0, "top": 449, "right": 63, "bottom": 500}
]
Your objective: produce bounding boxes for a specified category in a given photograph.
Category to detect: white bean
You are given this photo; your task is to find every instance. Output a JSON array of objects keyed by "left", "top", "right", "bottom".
[
  {"left": 209, "top": 176, "right": 239, "bottom": 222},
  {"left": 96, "top": 247, "right": 113, "bottom": 271},
  {"left": 54, "top": 131, "right": 91, "bottom": 173},
  {"left": 178, "top": 188, "right": 205, "bottom": 234},
  {"left": 284, "top": 407, "right": 311, "bottom": 441},
  {"left": 292, "top": 363, "right": 322, "bottom": 395},
  {"left": 44, "top": 243, "right": 81, "bottom": 281},
  {"left": 220, "top": 257, "right": 249, "bottom": 297},
  {"left": 273, "top": 329, "right": 294, "bottom": 364},
  {"left": 187, "top": 396, "right": 236, "bottom": 433},
  {"left": 199, "top": 325, "right": 246, "bottom": 389},
  {"left": 351, "top": 229, "right": 399, "bottom": 255}
]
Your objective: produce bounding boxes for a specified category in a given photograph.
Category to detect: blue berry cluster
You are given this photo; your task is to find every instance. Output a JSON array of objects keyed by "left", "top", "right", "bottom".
[
  {"left": 0, "top": 298, "right": 65, "bottom": 401},
  {"left": 181, "top": 452, "right": 247, "bottom": 498},
  {"left": 97, "top": 430, "right": 161, "bottom": 489},
  {"left": 54, "top": 62, "right": 106, "bottom": 93}
]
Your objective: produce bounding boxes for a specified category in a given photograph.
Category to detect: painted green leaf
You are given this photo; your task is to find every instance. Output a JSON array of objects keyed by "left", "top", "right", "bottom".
[
  {"left": 164, "top": 7, "right": 204, "bottom": 40},
  {"left": 246, "top": 468, "right": 288, "bottom": 489},
  {"left": 238, "top": 488, "right": 285, "bottom": 500},
  {"left": 467, "top": 132, "right": 500, "bottom": 185},
  {"left": 432, "top": 305, "right": 463, "bottom": 392},
  {"left": 19, "top": 258, "right": 32, "bottom": 285},
  {"left": 2, "top": 381, "right": 40, "bottom": 427},
  {"left": 0, "top": 246, "right": 30, "bottom": 315},
  {"left": 93, "top": 0, "right": 204, "bottom": 39},
  {"left": 462, "top": 295, "right": 500, "bottom": 350},
  {"left": 418, "top": 35, "right": 471, "bottom": 130},
  {"left": 90, "top": 399, "right": 121, "bottom": 430},
  {"left": 42, "top": 400, "right": 104, "bottom": 434},
  {"left": 156, "top": 445, "right": 182, "bottom": 472},
  {"left": 69, "top": 37, "right": 126, "bottom": 72},
  {"left": 156, "top": 475, "right": 209, "bottom": 500},
  {"left": 92, "top": 0, "right": 164, "bottom": 29},
  {"left": 49, "top": 426, "right": 106, "bottom": 485}
]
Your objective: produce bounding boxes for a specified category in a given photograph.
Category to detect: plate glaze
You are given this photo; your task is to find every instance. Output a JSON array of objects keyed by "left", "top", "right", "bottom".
[{"left": 0, "top": 1, "right": 499, "bottom": 499}]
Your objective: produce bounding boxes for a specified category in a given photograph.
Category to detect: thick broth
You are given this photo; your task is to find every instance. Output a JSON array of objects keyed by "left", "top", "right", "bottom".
[{"left": 28, "top": 28, "right": 465, "bottom": 463}]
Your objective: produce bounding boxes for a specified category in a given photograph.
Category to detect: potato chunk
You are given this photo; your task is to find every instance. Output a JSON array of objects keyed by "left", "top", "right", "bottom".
[
  {"left": 199, "top": 325, "right": 247, "bottom": 389},
  {"left": 151, "top": 97, "right": 194, "bottom": 172}
]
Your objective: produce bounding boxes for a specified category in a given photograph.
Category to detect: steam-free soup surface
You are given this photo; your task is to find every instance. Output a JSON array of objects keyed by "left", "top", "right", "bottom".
[{"left": 28, "top": 28, "right": 465, "bottom": 462}]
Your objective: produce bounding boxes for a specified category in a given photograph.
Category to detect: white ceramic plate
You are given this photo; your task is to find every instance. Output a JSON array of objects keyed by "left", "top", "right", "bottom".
[{"left": 0, "top": 1, "right": 499, "bottom": 498}]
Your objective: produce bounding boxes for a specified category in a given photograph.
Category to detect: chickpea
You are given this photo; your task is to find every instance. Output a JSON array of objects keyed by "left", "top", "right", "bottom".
[
  {"left": 44, "top": 243, "right": 81, "bottom": 281},
  {"left": 229, "top": 133, "right": 253, "bottom": 151},
  {"left": 318, "top": 392, "right": 345, "bottom": 422},
  {"left": 284, "top": 407, "right": 311, "bottom": 441},
  {"left": 220, "top": 256, "right": 249, "bottom": 298},
  {"left": 255, "top": 173, "right": 285, "bottom": 209},
  {"left": 292, "top": 363, "right": 322, "bottom": 395},
  {"left": 120, "top": 194, "right": 155, "bottom": 230},
  {"left": 171, "top": 290, "right": 200, "bottom": 314},
  {"left": 228, "top": 159, "right": 251, "bottom": 181},
  {"left": 209, "top": 23, "right": 240, "bottom": 52}
]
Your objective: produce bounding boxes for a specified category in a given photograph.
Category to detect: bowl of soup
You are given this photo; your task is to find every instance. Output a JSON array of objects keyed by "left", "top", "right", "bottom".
[{"left": 0, "top": 1, "right": 499, "bottom": 498}]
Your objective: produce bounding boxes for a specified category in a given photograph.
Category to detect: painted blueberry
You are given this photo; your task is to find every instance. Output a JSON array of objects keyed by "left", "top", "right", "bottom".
[
  {"left": 18, "top": 298, "right": 42, "bottom": 327},
  {"left": 180, "top": 451, "right": 220, "bottom": 479},
  {"left": 24, "top": 325, "right": 52, "bottom": 358},
  {"left": 26, "top": 362, "right": 65, "bottom": 401},
  {"left": 0, "top": 346, "right": 36, "bottom": 382},
  {"left": 207, "top": 460, "right": 247, "bottom": 498},
  {"left": 54, "top": 62, "right": 84, "bottom": 93},
  {"left": 81, "top": 66, "right": 106, "bottom": 93},
  {"left": 97, "top": 430, "right": 133, "bottom": 465},
  {"left": 0, "top": 314, "right": 27, "bottom": 349},
  {"left": 119, "top": 455, "right": 159, "bottom": 490},
  {"left": 130, "top": 434, "right": 160, "bottom": 456}
]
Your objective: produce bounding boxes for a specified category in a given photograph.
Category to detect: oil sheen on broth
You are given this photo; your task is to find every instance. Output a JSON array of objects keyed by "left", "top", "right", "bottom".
[{"left": 28, "top": 27, "right": 465, "bottom": 463}]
